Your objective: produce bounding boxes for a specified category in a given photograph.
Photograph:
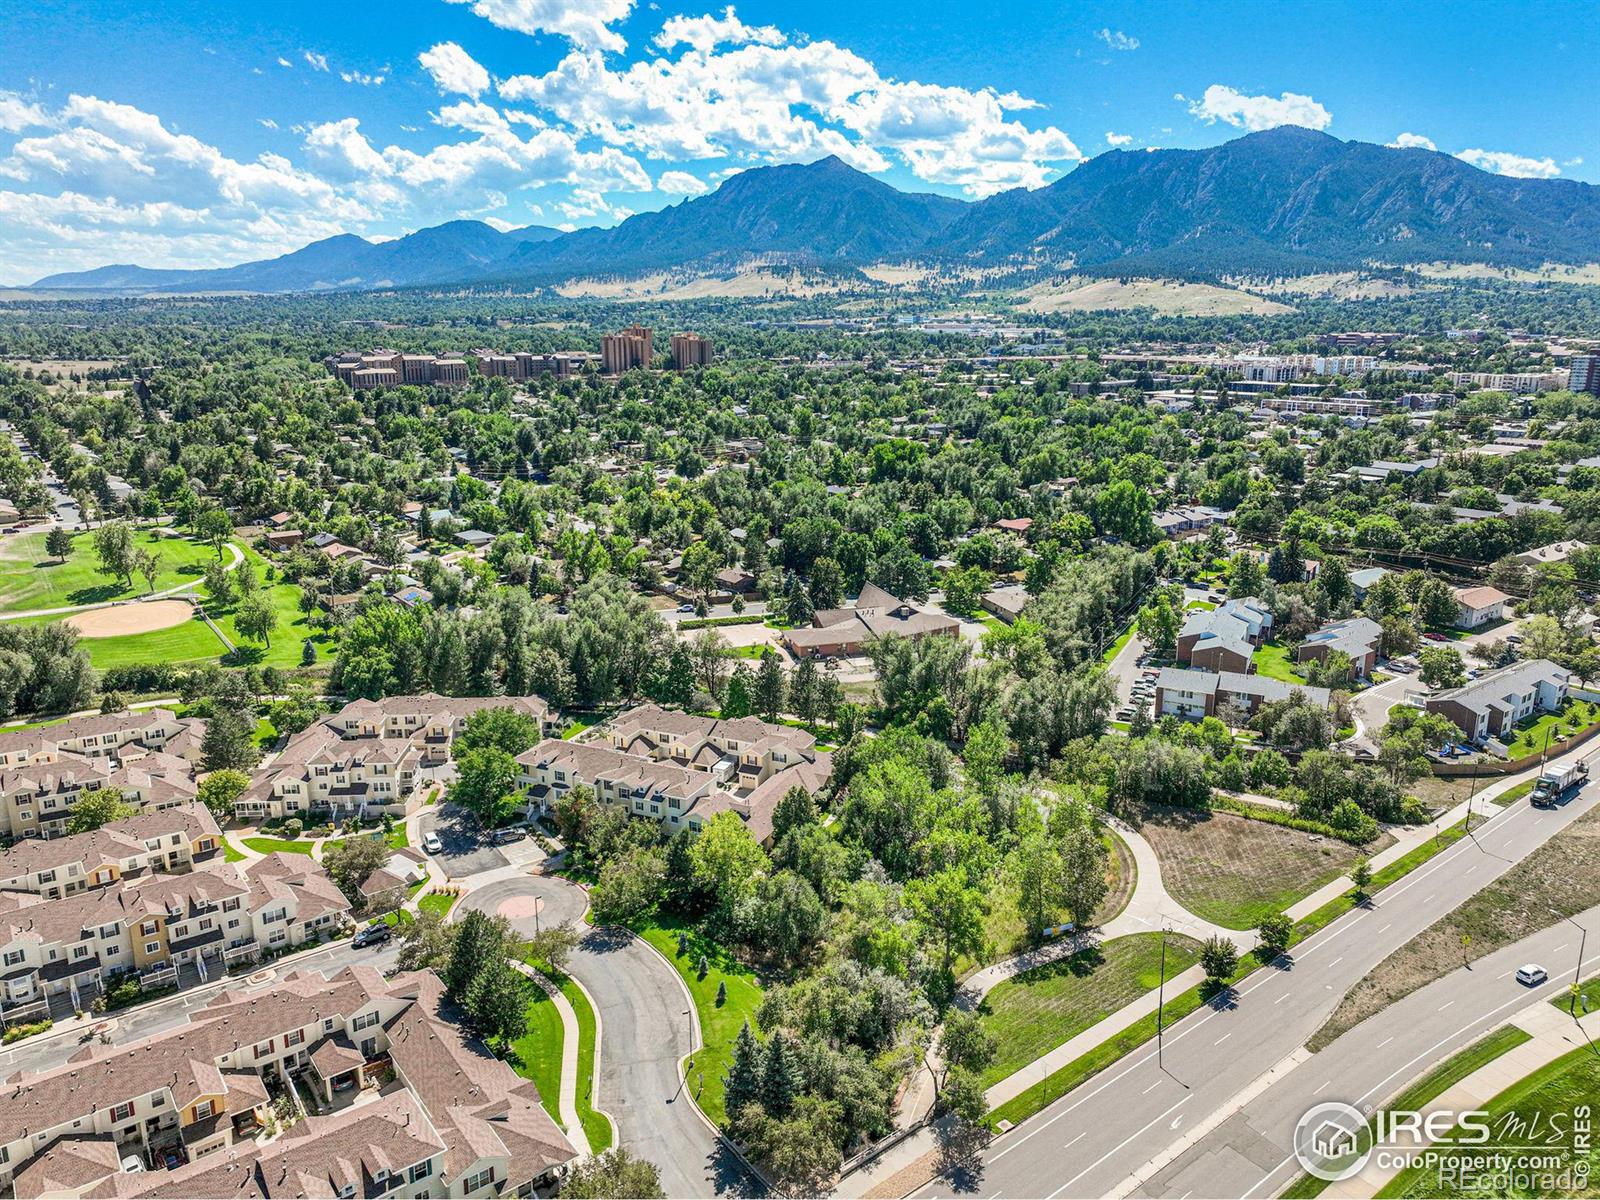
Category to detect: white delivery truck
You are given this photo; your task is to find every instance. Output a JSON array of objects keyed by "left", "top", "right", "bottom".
[{"left": 1531, "top": 760, "right": 1588, "bottom": 808}]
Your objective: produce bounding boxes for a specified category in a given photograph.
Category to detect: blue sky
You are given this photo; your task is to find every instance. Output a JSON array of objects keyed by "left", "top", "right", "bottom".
[{"left": 1, "top": 0, "right": 1596, "bottom": 281}]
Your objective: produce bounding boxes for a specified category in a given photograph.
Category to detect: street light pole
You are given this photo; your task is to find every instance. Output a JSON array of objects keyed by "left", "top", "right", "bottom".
[
  {"left": 1553, "top": 908, "right": 1588, "bottom": 1018},
  {"left": 1156, "top": 926, "right": 1169, "bottom": 1070}
]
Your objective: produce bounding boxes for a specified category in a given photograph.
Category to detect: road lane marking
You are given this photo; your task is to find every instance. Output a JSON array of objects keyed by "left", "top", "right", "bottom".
[
  {"left": 1377, "top": 1036, "right": 1393, "bottom": 1048},
  {"left": 1439, "top": 1000, "right": 1454, "bottom": 1011},
  {"left": 1214, "top": 1033, "right": 1230, "bottom": 1045},
  {"left": 1142, "top": 1080, "right": 1163, "bottom": 1094},
  {"left": 1379, "top": 923, "right": 1392, "bottom": 933},
  {"left": 1274, "top": 994, "right": 1288, "bottom": 1004},
  {"left": 1045, "top": 1096, "right": 1193, "bottom": 1199}
]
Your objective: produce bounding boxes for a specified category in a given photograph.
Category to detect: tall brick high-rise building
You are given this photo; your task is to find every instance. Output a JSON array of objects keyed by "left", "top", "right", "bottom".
[
  {"left": 601, "top": 325, "right": 654, "bottom": 374},
  {"left": 670, "top": 332, "right": 714, "bottom": 369}
]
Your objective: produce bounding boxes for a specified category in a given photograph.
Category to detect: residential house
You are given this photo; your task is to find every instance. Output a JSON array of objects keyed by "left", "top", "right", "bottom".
[
  {"left": 1516, "top": 540, "right": 1587, "bottom": 567},
  {"left": 980, "top": 586, "right": 1030, "bottom": 625},
  {"left": 1455, "top": 585, "right": 1512, "bottom": 629}
]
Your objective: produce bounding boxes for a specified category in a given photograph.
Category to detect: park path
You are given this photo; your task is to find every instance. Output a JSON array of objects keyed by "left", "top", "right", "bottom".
[{"left": 0, "top": 539, "right": 244, "bottom": 621}]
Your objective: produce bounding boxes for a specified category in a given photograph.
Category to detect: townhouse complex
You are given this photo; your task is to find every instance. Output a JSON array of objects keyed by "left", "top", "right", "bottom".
[
  {"left": 0, "top": 710, "right": 206, "bottom": 841},
  {"left": 1424, "top": 658, "right": 1571, "bottom": 744},
  {"left": 0, "top": 802, "right": 349, "bottom": 1019},
  {"left": 782, "top": 583, "right": 961, "bottom": 659},
  {"left": 0, "top": 966, "right": 575, "bottom": 1198},
  {"left": 517, "top": 704, "right": 831, "bottom": 845},
  {"left": 238, "top": 695, "right": 557, "bottom": 823}
]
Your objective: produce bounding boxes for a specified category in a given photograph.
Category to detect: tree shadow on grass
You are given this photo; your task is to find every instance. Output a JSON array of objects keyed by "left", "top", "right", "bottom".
[{"left": 66, "top": 581, "right": 127, "bottom": 606}]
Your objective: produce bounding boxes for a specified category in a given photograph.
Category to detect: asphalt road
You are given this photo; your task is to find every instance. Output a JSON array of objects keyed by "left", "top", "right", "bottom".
[
  {"left": 458, "top": 872, "right": 758, "bottom": 1198},
  {"left": 916, "top": 768, "right": 1600, "bottom": 1200},
  {"left": 0, "top": 935, "right": 401, "bottom": 1080},
  {"left": 1138, "top": 899, "right": 1600, "bottom": 1198},
  {"left": 419, "top": 804, "right": 507, "bottom": 877}
]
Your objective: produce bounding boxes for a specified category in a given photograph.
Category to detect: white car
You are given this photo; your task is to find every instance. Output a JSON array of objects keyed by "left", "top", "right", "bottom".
[
  {"left": 1516, "top": 964, "right": 1548, "bottom": 986},
  {"left": 422, "top": 833, "right": 444, "bottom": 855}
]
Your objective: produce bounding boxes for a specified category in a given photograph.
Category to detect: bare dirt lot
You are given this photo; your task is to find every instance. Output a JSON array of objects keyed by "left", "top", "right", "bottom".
[
  {"left": 1138, "top": 804, "right": 1367, "bottom": 930},
  {"left": 1309, "top": 801, "right": 1600, "bottom": 1051},
  {"left": 66, "top": 599, "right": 194, "bottom": 638}
]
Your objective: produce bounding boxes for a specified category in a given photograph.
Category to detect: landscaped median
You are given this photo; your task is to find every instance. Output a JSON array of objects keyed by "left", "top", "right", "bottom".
[{"left": 987, "top": 811, "right": 1486, "bottom": 1130}]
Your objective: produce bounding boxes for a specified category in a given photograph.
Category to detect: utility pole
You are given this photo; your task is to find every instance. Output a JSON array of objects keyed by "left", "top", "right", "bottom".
[{"left": 1553, "top": 909, "right": 1588, "bottom": 1018}]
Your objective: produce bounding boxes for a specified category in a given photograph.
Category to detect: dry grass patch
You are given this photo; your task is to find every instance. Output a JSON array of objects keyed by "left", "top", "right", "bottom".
[
  {"left": 1310, "top": 802, "right": 1600, "bottom": 1052},
  {"left": 1139, "top": 804, "right": 1364, "bottom": 930}
]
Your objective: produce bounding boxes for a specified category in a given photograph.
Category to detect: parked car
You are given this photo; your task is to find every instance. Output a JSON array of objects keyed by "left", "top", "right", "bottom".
[
  {"left": 1422, "top": 632, "right": 1448, "bottom": 642},
  {"left": 492, "top": 826, "right": 527, "bottom": 844},
  {"left": 352, "top": 922, "right": 393, "bottom": 948},
  {"left": 1516, "top": 964, "right": 1548, "bottom": 986},
  {"left": 676, "top": 603, "right": 695, "bottom": 613},
  {"left": 422, "top": 832, "right": 443, "bottom": 855}
]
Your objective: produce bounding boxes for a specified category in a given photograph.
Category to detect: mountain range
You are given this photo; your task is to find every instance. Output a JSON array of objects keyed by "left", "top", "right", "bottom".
[{"left": 31, "top": 128, "right": 1600, "bottom": 293}]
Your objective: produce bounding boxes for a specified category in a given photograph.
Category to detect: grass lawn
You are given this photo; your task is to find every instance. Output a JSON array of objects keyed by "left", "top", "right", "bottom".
[
  {"left": 76, "top": 613, "right": 231, "bottom": 669},
  {"left": 220, "top": 836, "right": 246, "bottom": 863},
  {"left": 1282, "top": 1025, "right": 1533, "bottom": 1198},
  {"left": 0, "top": 530, "right": 222, "bottom": 613},
  {"left": 1494, "top": 780, "right": 1535, "bottom": 807},
  {"left": 1100, "top": 621, "right": 1137, "bottom": 664},
  {"left": 561, "top": 716, "right": 600, "bottom": 740},
  {"left": 1501, "top": 699, "right": 1600, "bottom": 760},
  {"left": 1251, "top": 640, "right": 1307, "bottom": 684},
  {"left": 1140, "top": 804, "right": 1361, "bottom": 929},
  {"left": 632, "top": 916, "right": 763, "bottom": 1128},
  {"left": 991, "top": 814, "right": 1487, "bottom": 1131},
  {"left": 977, "top": 932, "right": 1201, "bottom": 1086},
  {"left": 209, "top": 549, "right": 332, "bottom": 670},
  {"left": 1184, "top": 600, "right": 1217, "bottom": 611},
  {"left": 509, "top": 979, "right": 566, "bottom": 1126},
  {"left": 558, "top": 974, "right": 611, "bottom": 1152},
  {"left": 417, "top": 890, "right": 458, "bottom": 921},
  {"left": 242, "top": 835, "right": 313, "bottom": 855},
  {"left": 1551, "top": 972, "right": 1600, "bottom": 1017},
  {"left": 1379, "top": 1043, "right": 1600, "bottom": 1198}
]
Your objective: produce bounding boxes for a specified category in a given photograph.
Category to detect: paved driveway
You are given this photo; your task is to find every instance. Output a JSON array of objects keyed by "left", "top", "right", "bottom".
[
  {"left": 458, "top": 874, "right": 758, "bottom": 1197},
  {"left": 419, "top": 805, "right": 506, "bottom": 878}
]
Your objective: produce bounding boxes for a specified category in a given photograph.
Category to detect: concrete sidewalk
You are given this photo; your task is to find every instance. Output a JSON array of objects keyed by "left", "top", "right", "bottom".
[
  {"left": 1323, "top": 999, "right": 1600, "bottom": 1198},
  {"left": 511, "top": 959, "right": 593, "bottom": 1158}
]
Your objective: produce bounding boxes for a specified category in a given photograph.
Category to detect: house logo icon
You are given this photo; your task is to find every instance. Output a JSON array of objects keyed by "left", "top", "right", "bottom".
[{"left": 1294, "top": 1101, "right": 1370, "bottom": 1182}]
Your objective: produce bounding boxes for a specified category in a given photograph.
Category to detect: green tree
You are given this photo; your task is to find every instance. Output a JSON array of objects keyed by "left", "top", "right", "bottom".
[
  {"left": 940, "top": 1009, "right": 997, "bottom": 1077},
  {"left": 44, "top": 528, "right": 71, "bottom": 563},
  {"left": 754, "top": 650, "right": 786, "bottom": 721},
  {"left": 690, "top": 810, "right": 766, "bottom": 915},
  {"left": 1060, "top": 823, "right": 1110, "bottom": 929},
  {"left": 1418, "top": 646, "right": 1466, "bottom": 689},
  {"left": 724, "top": 1021, "right": 764, "bottom": 1117},
  {"left": 450, "top": 746, "right": 523, "bottom": 828},
  {"left": 201, "top": 706, "right": 259, "bottom": 772},
  {"left": 1008, "top": 828, "right": 1066, "bottom": 939},
  {"left": 66, "top": 787, "right": 135, "bottom": 833},
  {"left": 204, "top": 557, "right": 235, "bottom": 607},
  {"left": 397, "top": 911, "right": 456, "bottom": 972},
  {"left": 908, "top": 865, "right": 987, "bottom": 980},
  {"left": 445, "top": 910, "right": 513, "bottom": 999},
  {"left": 562, "top": 1149, "right": 665, "bottom": 1200},
  {"left": 759, "top": 1032, "right": 802, "bottom": 1117},
  {"left": 465, "top": 955, "right": 528, "bottom": 1046},
  {"left": 1350, "top": 857, "right": 1373, "bottom": 900},
  {"left": 196, "top": 768, "right": 250, "bottom": 818},
  {"left": 91, "top": 521, "right": 136, "bottom": 588},
  {"left": 1201, "top": 935, "right": 1239, "bottom": 986},
  {"left": 134, "top": 546, "right": 163, "bottom": 595},
  {"left": 770, "top": 785, "right": 819, "bottom": 844},
  {"left": 1256, "top": 912, "right": 1293, "bottom": 961},
  {"left": 323, "top": 835, "right": 391, "bottom": 905},
  {"left": 234, "top": 592, "right": 278, "bottom": 648},
  {"left": 591, "top": 846, "right": 667, "bottom": 925},
  {"left": 457, "top": 706, "right": 541, "bottom": 756}
]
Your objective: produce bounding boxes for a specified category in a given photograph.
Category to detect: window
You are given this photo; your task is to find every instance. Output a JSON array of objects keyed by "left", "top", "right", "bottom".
[
  {"left": 284, "top": 1030, "right": 304, "bottom": 1047},
  {"left": 199, "top": 919, "right": 212, "bottom": 931},
  {"left": 38, "top": 870, "right": 54, "bottom": 884},
  {"left": 111, "top": 1102, "right": 135, "bottom": 1123},
  {"left": 72, "top": 945, "right": 89, "bottom": 959},
  {"left": 256, "top": 1040, "right": 274, "bottom": 1055},
  {"left": 324, "top": 1017, "right": 336, "bottom": 1032},
  {"left": 106, "top": 944, "right": 120, "bottom": 957},
  {"left": 192, "top": 1100, "right": 213, "bottom": 1121},
  {"left": 2, "top": 950, "right": 23, "bottom": 966},
  {"left": 409, "top": 1160, "right": 433, "bottom": 1183},
  {"left": 463, "top": 1168, "right": 494, "bottom": 1192},
  {"left": 145, "top": 942, "right": 161, "bottom": 955},
  {"left": 352, "top": 1011, "right": 379, "bottom": 1031}
]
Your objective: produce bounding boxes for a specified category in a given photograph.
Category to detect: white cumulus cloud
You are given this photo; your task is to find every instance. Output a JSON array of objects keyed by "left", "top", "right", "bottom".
[
  {"left": 658, "top": 169, "right": 708, "bottom": 194},
  {"left": 1387, "top": 132, "right": 1436, "bottom": 150},
  {"left": 1105, "top": 131, "right": 1133, "bottom": 146},
  {"left": 341, "top": 69, "right": 386, "bottom": 87},
  {"left": 445, "top": 0, "right": 636, "bottom": 54},
  {"left": 1186, "top": 84, "right": 1332, "bottom": 132},
  {"left": 1095, "top": 28, "right": 1139, "bottom": 51},
  {"left": 302, "top": 50, "right": 329, "bottom": 72},
  {"left": 419, "top": 43, "right": 491, "bottom": 97},
  {"left": 1457, "top": 148, "right": 1559, "bottom": 179},
  {"left": 655, "top": 7, "right": 783, "bottom": 54},
  {"left": 0, "top": 92, "right": 50, "bottom": 134}
]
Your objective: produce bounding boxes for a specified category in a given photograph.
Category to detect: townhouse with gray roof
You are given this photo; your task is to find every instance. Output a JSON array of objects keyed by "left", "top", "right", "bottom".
[
  {"left": 1425, "top": 658, "right": 1570, "bottom": 744},
  {"left": 1176, "top": 597, "right": 1273, "bottom": 674}
]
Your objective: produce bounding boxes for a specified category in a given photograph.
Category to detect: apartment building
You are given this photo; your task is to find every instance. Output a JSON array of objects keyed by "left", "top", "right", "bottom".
[
  {"left": 0, "top": 966, "right": 576, "bottom": 1197},
  {"left": 1151, "top": 505, "right": 1231, "bottom": 539},
  {"left": 239, "top": 694, "right": 557, "bottom": 823},
  {"left": 1296, "top": 615, "right": 1382, "bottom": 678},
  {"left": 1570, "top": 355, "right": 1600, "bottom": 397},
  {"left": 0, "top": 851, "right": 348, "bottom": 1019},
  {"left": 0, "top": 709, "right": 205, "bottom": 841},
  {"left": 600, "top": 325, "right": 653, "bottom": 375},
  {"left": 1455, "top": 585, "right": 1512, "bottom": 629},
  {"left": 1155, "top": 667, "right": 1331, "bottom": 722},
  {"left": 473, "top": 350, "right": 599, "bottom": 380},
  {"left": 517, "top": 704, "right": 831, "bottom": 844},
  {"left": 1176, "top": 597, "right": 1273, "bottom": 675},
  {"left": 1448, "top": 370, "right": 1567, "bottom": 395},
  {"left": 1425, "top": 658, "right": 1570, "bottom": 743},
  {"left": 670, "top": 332, "right": 714, "bottom": 369},
  {"left": 323, "top": 352, "right": 469, "bottom": 389}
]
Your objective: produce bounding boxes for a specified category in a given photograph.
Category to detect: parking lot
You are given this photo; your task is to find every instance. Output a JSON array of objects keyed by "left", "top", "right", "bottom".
[{"left": 418, "top": 806, "right": 506, "bottom": 878}]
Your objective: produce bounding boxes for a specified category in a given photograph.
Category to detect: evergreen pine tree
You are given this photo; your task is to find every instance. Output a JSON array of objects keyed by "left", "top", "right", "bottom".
[
  {"left": 724, "top": 1022, "right": 763, "bottom": 1116},
  {"left": 754, "top": 650, "right": 786, "bottom": 722},
  {"left": 758, "top": 1032, "right": 801, "bottom": 1118},
  {"left": 446, "top": 910, "right": 504, "bottom": 999}
]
